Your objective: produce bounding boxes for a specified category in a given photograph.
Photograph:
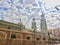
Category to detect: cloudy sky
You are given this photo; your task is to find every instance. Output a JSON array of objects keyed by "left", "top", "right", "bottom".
[{"left": 0, "top": 0, "right": 60, "bottom": 30}]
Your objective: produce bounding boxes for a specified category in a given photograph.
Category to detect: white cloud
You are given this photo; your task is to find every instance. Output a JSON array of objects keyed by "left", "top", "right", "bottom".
[
  {"left": 0, "top": 0, "right": 60, "bottom": 30},
  {"left": 43, "top": 0, "right": 60, "bottom": 8}
]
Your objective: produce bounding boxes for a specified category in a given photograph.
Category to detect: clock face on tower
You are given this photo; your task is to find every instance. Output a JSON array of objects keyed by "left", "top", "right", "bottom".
[{"left": 0, "top": 0, "right": 60, "bottom": 29}]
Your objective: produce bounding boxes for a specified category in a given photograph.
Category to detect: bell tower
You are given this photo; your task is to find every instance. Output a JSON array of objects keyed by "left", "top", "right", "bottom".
[{"left": 41, "top": 12, "right": 48, "bottom": 36}]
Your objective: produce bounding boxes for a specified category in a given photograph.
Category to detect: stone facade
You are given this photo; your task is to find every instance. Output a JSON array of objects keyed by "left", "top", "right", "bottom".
[
  {"left": 0, "top": 20, "right": 25, "bottom": 30},
  {"left": 0, "top": 28, "right": 49, "bottom": 45},
  {"left": 0, "top": 20, "right": 48, "bottom": 45},
  {"left": 40, "top": 13, "right": 48, "bottom": 36},
  {"left": 49, "top": 28, "right": 60, "bottom": 39}
]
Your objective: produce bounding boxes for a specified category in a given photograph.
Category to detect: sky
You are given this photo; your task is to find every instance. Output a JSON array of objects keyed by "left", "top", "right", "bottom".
[{"left": 0, "top": 0, "right": 60, "bottom": 30}]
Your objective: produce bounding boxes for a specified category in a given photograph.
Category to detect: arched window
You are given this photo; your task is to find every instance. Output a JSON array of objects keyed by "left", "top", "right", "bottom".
[
  {"left": 26, "top": 36, "right": 31, "bottom": 40},
  {"left": 36, "top": 37, "right": 40, "bottom": 40},
  {"left": 55, "top": 39, "right": 57, "bottom": 41},
  {"left": 58, "top": 39, "right": 60, "bottom": 41},
  {"left": 8, "top": 26, "right": 10, "bottom": 29},
  {"left": 51, "top": 38, "right": 55, "bottom": 41},
  {"left": 11, "top": 33, "right": 16, "bottom": 38},
  {"left": 43, "top": 38, "right": 46, "bottom": 40}
]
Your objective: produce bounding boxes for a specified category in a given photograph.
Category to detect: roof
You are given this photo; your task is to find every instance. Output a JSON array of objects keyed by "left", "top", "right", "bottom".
[{"left": 0, "top": 20, "right": 21, "bottom": 30}]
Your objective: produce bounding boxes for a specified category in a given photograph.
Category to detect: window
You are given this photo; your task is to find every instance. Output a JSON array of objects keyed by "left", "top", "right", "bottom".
[
  {"left": 8, "top": 26, "right": 10, "bottom": 29},
  {"left": 43, "top": 38, "right": 46, "bottom": 40},
  {"left": 51, "top": 38, "right": 55, "bottom": 41},
  {"left": 36, "top": 37, "right": 40, "bottom": 40},
  {"left": 58, "top": 39, "right": 60, "bottom": 41},
  {"left": 11, "top": 33, "right": 16, "bottom": 38},
  {"left": 52, "top": 38, "right": 57, "bottom": 41},
  {"left": 26, "top": 36, "right": 31, "bottom": 40},
  {"left": 48, "top": 38, "right": 50, "bottom": 40},
  {"left": 55, "top": 39, "right": 57, "bottom": 41}
]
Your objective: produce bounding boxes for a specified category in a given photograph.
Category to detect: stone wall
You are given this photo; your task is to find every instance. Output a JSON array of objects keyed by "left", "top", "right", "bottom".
[{"left": 0, "top": 28, "right": 48, "bottom": 45}]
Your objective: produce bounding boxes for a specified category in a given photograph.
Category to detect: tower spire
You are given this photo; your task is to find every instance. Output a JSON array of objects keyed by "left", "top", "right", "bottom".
[
  {"left": 31, "top": 18, "right": 37, "bottom": 31},
  {"left": 40, "top": 12, "right": 48, "bottom": 36}
]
